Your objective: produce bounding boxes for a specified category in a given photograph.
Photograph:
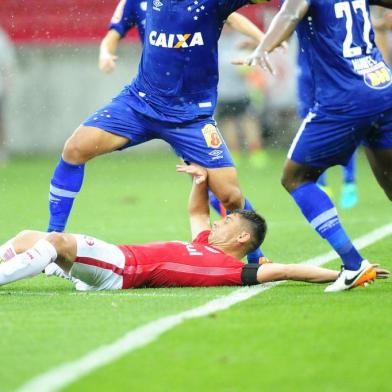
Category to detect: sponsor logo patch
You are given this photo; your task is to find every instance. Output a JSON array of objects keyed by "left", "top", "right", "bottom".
[
  {"left": 208, "top": 150, "right": 223, "bottom": 157},
  {"left": 149, "top": 31, "right": 204, "bottom": 48},
  {"left": 363, "top": 63, "right": 392, "bottom": 89},
  {"left": 352, "top": 56, "right": 392, "bottom": 90},
  {"left": 202, "top": 124, "right": 222, "bottom": 148}
]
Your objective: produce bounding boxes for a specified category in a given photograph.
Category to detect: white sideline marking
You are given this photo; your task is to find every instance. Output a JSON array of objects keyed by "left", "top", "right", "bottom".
[{"left": 17, "top": 223, "right": 392, "bottom": 392}]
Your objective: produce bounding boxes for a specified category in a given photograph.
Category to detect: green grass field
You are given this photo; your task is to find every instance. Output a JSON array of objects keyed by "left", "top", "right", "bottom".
[{"left": 0, "top": 150, "right": 391, "bottom": 392}]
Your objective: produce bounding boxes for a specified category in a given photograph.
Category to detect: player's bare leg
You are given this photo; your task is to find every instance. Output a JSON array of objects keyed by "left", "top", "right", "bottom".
[
  {"left": 207, "top": 166, "right": 244, "bottom": 212},
  {"left": 365, "top": 147, "right": 392, "bottom": 201},
  {"left": 206, "top": 166, "right": 266, "bottom": 263},
  {"left": 62, "top": 126, "right": 129, "bottom": 165},
  {"left": 281, "top": 159, "right": 323, "bottom": 193},
  {"left": 48, "top": 126, "right": 129, "bottom": 233},
  {"left": 281, "top": 159, "right": 376, "bottom": 292}
]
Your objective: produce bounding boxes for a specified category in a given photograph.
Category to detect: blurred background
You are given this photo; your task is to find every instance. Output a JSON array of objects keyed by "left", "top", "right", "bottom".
[{"left": 0, "top": 0, "right": 391, "bottom": 159}]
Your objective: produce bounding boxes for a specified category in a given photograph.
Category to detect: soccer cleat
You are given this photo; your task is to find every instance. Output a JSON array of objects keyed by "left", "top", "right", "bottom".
[
  {"left": 339, "top": 183, "right": 358, "bottom": 209},
  {"left": 324, "top": 259, "right": 376, "bottom": 293}
]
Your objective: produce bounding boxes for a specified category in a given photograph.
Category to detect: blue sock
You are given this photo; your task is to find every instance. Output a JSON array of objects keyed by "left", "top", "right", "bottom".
[
  {"left": 48, "top": 157, "right": 85, "bottom": 232},
  {"left": 208, "top": 190, "right": 225, "bottom": 216},
  {"left": 242, "top": 198, "right": 265, "bottom": 263},
  {"left": 317, "top": 172, "right": 327, "bottom": 186},
  {"left": 343, "top": 152, "right": 356, "bottom": 184},
  {"left": 291, "top": 182, "right": 362, "bottom": 270}
]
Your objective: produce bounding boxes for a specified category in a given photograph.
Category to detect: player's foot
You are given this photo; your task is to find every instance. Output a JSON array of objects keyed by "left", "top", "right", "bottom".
[
  {"left": 45, "top": 262, "right": 73, "bottom": 281},
  {"left": 340, "top": 183, "right": 358, "bottom": 209},
  {"left": 74, "top": 280, "right": 94, "bottom": 291},
  {"left": 324, "top": 260, "right": 376, "bottom": 293}
]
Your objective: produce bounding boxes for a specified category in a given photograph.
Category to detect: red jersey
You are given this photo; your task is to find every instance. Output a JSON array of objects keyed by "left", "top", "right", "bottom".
[{"left": 119, "top": 230, "right": 248, "bottom": 288}]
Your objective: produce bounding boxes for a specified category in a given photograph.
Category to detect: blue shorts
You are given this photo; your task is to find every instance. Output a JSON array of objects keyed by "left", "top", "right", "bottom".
[
  {"left": 288, "top": 108, "right": 392, "bottom": 168},
  {"left": 82, "top": 89, "right": 233, "bottom": 169}
]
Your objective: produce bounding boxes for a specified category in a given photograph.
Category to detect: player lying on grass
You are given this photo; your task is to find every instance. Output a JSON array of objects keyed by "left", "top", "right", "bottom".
[{"left": 0, "top": 165, "right": 388, "bottom": 291}]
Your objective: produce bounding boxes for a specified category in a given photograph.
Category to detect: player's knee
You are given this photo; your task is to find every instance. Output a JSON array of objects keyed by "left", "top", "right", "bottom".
[
  {"left": 281, "top": 172, "right": 296, "bottom": 193},
  {"left": 16, "top": 230, "right": 34, "bottom": 239},
  {"left": 45, "top": 233, "right": 69, "bottom": 257},
  {"left": 216, "top": 188, "right": 243, "bottom": 210},
  {"left": 63, "top": 135, "right": 91, "bottom": 164}
]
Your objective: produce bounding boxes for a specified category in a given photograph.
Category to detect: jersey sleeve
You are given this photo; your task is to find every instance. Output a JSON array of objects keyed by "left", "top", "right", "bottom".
[
  {"left": 109, "top": 0, "right": 138, "bottom": 38},
  {"left": 192, "top": 230, "right": 211, "bottom": 244}
]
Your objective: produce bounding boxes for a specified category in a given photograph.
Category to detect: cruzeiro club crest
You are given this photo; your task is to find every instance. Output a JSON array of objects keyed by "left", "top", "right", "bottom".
[
  {"left": 153, "top": 0, "right": 163, "bottom": 11},
  {"left": 201, "top": 124, "right": 222, "bottom": 148}
]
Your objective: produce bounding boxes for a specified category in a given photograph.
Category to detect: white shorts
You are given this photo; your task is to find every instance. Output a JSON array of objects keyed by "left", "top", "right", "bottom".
[{"left": 70, "top": 234, "right": 126, "bottom": 291}]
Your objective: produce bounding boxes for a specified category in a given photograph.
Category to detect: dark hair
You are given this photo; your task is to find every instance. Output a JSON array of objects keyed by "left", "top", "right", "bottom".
[{"left": 235, "top": 209, "right": 267, "bottom": 253}]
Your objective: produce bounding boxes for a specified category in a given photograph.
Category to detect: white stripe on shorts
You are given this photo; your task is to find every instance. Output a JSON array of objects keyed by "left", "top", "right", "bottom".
[
  {"left": 287, "top": 111, "right": 316, "bottom": 160},
  {"left": 49, "top": 185, "right": 78, "bottom": 199}
]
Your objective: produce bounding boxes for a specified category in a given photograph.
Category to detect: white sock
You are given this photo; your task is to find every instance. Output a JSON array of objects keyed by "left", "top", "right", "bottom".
[
  {"left": 0, "top": 241, "right": 17, "bottom": 263},
  {"left": 0, "top": 240, "right": 57, "bottom": 286}
]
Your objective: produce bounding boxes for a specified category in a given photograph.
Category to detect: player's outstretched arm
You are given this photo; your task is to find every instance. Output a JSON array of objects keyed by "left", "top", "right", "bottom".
[
  {"left": 176, "top": 164, "right": 211, "bottom": 239},
  {"left": 256, "top": 263, "right": 390, "bottom": 284},
  {"left": 99, "top": 29, "right": 121, "bottom": 73},
  {"left": 241, "top": 0, "right": 309, "bottom": 73},
  {"left": 257, "top": 263, "right": 339, "bottom": 283}
]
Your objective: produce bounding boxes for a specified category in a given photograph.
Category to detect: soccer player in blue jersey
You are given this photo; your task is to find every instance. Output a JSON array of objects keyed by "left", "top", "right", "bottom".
[
  {"left": 47, "top": 0, "right": 271, "bottom": 264},
  {"left": 241, "top": 0, "right": 392, "bottom": 291},
  {"left": 97, "top": 0, "right": 267, "bottom": 222},
  {"left": 297, "top": 51, "right": 359, "bottom": 209}
]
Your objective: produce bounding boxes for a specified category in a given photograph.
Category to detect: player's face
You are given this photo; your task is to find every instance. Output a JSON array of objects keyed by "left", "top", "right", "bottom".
[{"left": 209, "top": 213, "right": 247, "bottom": 244}]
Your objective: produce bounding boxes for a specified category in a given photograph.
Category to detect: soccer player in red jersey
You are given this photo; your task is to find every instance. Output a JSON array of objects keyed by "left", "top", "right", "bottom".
[{"left": 0, "top": 164, "right": 388, "bottom": 290}]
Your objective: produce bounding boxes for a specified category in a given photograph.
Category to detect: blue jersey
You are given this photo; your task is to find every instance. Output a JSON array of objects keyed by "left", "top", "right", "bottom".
[
  {"left": 125, "top": 0, "right": 254, "bottom": 123},
  {"left": 297, "top": 0, "right": 392, "bottom": 117},
  {"left": 109, "top": 0, "right": 147, "bottom": 42},
  {"left": 296, "top": 48, "right": 314, "bottom": 118}
]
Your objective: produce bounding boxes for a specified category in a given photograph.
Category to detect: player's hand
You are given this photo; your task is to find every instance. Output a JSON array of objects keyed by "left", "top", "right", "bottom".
[
  {"left": 372, "top": 264, "right": 390, "bottom": 279},
  {"left": 176, "top": 164, "right": 207, "bottom": 185},
  {"left": 99, "top": 52, "right": 118, "bottom": 73},
  {"left": 232, "top": 44, "right": 275, "bottom": 75}
]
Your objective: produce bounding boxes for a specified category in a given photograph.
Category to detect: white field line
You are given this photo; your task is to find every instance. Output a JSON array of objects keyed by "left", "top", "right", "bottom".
[{"left": 17, "top": 223, "right": 392, "bottom": 392}]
